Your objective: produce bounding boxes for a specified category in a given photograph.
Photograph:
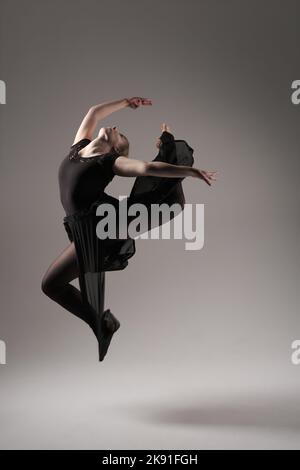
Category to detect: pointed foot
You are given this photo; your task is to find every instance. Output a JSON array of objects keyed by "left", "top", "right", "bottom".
[{"left": 98, "top": 309, "right": 121, "bottom": 362}]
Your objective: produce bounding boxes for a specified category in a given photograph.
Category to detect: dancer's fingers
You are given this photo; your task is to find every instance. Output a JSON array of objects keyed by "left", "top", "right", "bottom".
[{"left": 199, "top": 171, "right": 211, "bottom": 185}]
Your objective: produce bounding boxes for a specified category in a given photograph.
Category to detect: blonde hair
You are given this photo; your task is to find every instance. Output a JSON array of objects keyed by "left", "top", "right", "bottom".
[{"left": 115, "top": 135, "right": 130, "bottom": 157}]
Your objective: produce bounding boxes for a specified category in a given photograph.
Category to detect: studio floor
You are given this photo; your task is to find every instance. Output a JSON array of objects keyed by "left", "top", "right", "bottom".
[{"left": 1, "top": 353, "right": 300, "bottom": 450}]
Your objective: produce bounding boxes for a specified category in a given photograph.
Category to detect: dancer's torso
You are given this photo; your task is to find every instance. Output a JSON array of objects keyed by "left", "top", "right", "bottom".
[{"left": 58, "top": 138, "right": 120, "bottom": 216}]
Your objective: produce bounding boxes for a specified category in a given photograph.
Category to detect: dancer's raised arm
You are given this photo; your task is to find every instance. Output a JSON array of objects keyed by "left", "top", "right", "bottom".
[
  {"left": 72, "top": 96, "right": 152, "bottom": 145},
  {"left": 72, "top": 98, "right": 128, "bottom": 144}
]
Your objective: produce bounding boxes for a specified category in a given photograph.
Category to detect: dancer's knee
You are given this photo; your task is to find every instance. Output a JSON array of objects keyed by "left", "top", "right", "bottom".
[
  {"left": 41, "top": 274, "right": 53, "bottom": 297},
  {"left": 41, "top": 245, "right": 78, "bottom": 297},
  {"left": 41, "top": 272, "right": 64, "bottom": 297}
]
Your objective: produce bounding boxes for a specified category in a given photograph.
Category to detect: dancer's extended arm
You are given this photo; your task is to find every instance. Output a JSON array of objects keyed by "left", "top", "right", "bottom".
[
  {"left": 113, "top": 157, "right": 217, "bottom": 186},
  {"left": 114, "top": 123, "right": 217, "bottom": 185}
]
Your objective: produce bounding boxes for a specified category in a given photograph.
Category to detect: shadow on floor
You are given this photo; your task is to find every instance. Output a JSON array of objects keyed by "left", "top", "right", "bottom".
[{"left": 122, "top": 390, "right": 300, "bottom": 431}]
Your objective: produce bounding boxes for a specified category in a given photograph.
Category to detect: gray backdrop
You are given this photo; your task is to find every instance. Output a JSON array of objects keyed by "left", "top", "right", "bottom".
[{"left": 0, "top": 0, "right": 300, "bottom": 449}]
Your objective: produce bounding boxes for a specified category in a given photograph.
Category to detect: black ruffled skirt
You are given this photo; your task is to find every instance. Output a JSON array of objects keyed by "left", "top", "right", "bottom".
[{"left": 63, "top": 131, "right": 194, "bottom": 319}]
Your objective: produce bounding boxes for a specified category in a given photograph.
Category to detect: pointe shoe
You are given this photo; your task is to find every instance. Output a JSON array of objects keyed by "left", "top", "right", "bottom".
[{"left": 97, "top": 309, "right": 121, "bottom": 362}]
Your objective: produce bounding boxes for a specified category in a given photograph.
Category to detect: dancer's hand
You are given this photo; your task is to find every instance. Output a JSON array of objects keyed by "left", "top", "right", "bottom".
[
  {"left": 196, "top": 169, "right": 218, "bottom": 186},
  {"left": 126, "top": 97, "right": 152, "bottom": 109}
]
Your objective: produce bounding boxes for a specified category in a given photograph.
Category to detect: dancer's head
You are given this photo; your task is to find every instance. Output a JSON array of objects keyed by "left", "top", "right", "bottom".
[{"left": 98, "top": 126, "right": 130, "bottom": 157}]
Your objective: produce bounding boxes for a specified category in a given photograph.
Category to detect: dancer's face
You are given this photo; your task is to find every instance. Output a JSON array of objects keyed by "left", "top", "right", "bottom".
[{"left": 98, "top": 126, "right": 129, "bottom": 156}]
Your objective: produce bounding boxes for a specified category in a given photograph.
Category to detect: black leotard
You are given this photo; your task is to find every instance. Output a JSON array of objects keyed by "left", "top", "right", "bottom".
[{"left": 58, "top": 138, "right": 120, "bottom": 216}]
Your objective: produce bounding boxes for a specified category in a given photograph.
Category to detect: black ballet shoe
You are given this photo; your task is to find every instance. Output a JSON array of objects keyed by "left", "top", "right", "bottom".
[{"left": 97, "top": 309, "right": 121, "bottom": 362}]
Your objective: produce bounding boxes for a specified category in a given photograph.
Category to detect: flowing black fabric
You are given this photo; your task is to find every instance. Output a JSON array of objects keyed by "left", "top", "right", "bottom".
[
  {"left": 61, "top": 131, "right": 194, "bottom": 329},
  {"left": 127, "top": 131, "right": 194, "bottom": 230}
]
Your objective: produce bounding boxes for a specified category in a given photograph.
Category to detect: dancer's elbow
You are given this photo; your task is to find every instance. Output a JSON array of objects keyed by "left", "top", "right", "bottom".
[
  {"left": 113, "top": 158, "right": 149, "bottom": 177},
  {"left": 135, "top": 161, "right": 160, "bottom": 177}
]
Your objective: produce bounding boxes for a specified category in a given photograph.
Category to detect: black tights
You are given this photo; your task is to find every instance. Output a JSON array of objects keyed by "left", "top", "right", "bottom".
[{"left": 41, "top": 243, "right": 97, "bottom": 335}]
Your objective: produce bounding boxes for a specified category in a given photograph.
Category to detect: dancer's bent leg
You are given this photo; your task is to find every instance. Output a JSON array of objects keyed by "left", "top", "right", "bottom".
[{"left": 41, "top": 242, "right": 97, "bottom": 334}]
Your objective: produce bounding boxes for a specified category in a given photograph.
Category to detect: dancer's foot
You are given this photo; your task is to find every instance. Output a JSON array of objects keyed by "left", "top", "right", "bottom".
[{"left": 98, "top": 309, "right": 121, "bottom": 362}]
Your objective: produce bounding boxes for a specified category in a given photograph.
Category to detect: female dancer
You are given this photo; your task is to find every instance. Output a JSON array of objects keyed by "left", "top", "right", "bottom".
[{"left": 41, "top": 97, "right": 217, "bottom": 361}]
